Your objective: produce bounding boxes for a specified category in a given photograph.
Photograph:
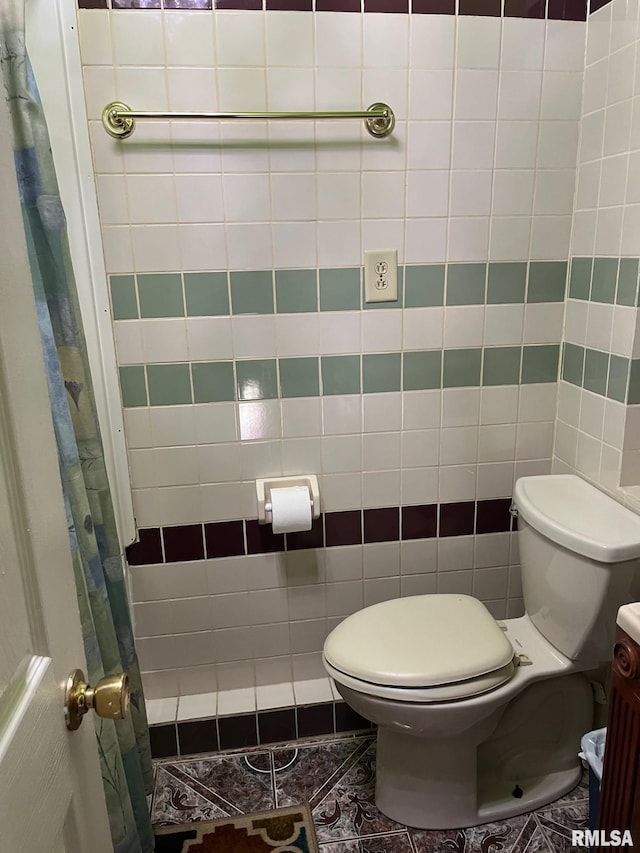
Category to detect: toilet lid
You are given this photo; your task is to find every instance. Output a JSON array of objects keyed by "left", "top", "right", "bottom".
[{"left": 324, "top": 594, "right": 514, "bottom": 688}]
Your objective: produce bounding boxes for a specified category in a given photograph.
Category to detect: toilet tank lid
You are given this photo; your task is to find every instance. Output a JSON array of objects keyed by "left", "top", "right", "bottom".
[
  {"left": 514, "top": 475, "right": 640, "bottom": 563},
  {"left": 323, "top": 594, "right": 514, "bottom": 689}
]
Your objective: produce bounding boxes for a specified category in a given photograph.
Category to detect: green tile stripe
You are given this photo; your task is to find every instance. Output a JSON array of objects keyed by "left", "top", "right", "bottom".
[
  {"left": 110, "top": 261, "right": 569, "bottom": 321},
  {"left": 561, "top": 343, "right": 631, "bottom": 403},
  {"left": 568, "top": 256, "right": 640, "bottom": 306},
  {"left": 118, "top": 344, "right": 561, "bottom": 407}
]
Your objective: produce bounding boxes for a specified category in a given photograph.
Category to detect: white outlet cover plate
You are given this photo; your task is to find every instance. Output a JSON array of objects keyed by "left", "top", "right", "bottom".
[{"left": 364, "top": 249, "right": 398, "bottom": 303}]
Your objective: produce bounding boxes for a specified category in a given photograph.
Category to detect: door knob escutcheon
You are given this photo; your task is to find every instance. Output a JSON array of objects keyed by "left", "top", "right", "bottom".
[{"left": 65, "top": 669, "right": 130, "bottom": 731}]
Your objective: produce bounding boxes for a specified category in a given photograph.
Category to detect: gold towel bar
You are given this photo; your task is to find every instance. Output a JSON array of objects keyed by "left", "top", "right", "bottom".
[{"left": 101, "top": 101, "right": 395, "bottom": 140}]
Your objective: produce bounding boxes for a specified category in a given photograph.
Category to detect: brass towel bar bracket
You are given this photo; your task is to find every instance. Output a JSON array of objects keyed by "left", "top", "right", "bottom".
[{"left": 101, "top": 101, "right": 395, "bottom": 140}]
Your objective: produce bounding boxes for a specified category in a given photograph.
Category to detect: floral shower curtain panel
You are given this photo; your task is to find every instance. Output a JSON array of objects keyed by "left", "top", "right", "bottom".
[{"left": 0, "top": 6, "right": 154, "bottom": 853}]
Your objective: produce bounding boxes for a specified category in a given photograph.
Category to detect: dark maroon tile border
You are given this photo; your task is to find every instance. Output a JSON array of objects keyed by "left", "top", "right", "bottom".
[
  {"left": 315, "top": 0, "right": 362, "bottom": 8},
  {"left": 439, "top": 501, "right": 475, "bottom": 537},
  {"left": 266, "top": 0, "right": 312, "bottom": 7},
  {"left": 84, "top": 0, "right": 595, "bottom": 20},
  {"left": 164, "top": 0, "right": 213, "bottom": 6},
  {"left": 363, "top": 507, "right": 400, "bottom": 543},
  {"left": 476, "top": 498, "right": 512, "bottom": 534},
  {"left": 127, "top": 527, "right": 163, "bottom": 566},
  {"left": 177, "top": 719, "right": 219, "bottom": 755},
  {"left": 163, "top": 524, "right": 205, "bottom": 563},
  {"left": 257, "top": 708, "right": 297, "bottom": 743},
  {"left": 150, "top": 724, "right": 178, "bottom": 759},
  {"left": 217, "top": 713, "right": 259, "bottom": 751},
  {"left": 402, "top": 504, "right": 437, "bottom": 540},
  {"left": 412, "top": 0, "right": 455, "bottom": 10},
  {"left": 215, "top": 0, "right": 263, "bottom": 7},
  {"left": 325, "top": 510, "right": 362, "bottom": 547},
  {"left": 458, "top": 0, "right": 502, "bottom": 13},
  {"left": 246, "top": 520, "right": 285, "bottom": 554},
  {"left": 165, "top": 0, "right": 213, "bottom": 7},
  {"left": 286, "top": 517, "right": 324, "bottom": 551},
  {"left": 205, "top": 520, "right": 245, "bottom": 558},
  {"left": 547, "top": 0, "right": 586, "bottom": 18},
  {"left": 503, "top": 0, "right": 545, "bottom": 15},
  {"left": 150, "top": 700, "right": 374, "bottom": 759},
  {"left": 365, "top": 0, "right": 409, "bottom": 10},
  {"left": 297, "top": 702, "right": 335, "bottom": 737},
  {"left": 126, "top": 499, "right": 515, "bottom": 567},
  {"left": 111, "top": 0, "right": 161, "bottom": 7}
]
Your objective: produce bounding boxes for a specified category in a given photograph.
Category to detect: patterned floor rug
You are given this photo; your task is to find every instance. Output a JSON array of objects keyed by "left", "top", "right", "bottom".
[{"left": 154, "top": 803, "right": 320, "bottom": 853}]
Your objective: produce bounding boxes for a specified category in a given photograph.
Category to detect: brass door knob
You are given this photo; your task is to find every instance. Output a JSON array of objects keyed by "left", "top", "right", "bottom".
[{"left": 65, "top": 668, "right": 130, "bottom": 731}]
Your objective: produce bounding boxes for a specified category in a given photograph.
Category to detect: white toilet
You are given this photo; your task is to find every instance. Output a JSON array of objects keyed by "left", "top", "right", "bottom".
[{"left": 323, "top": 474, "right": 640, "bottom": 829}]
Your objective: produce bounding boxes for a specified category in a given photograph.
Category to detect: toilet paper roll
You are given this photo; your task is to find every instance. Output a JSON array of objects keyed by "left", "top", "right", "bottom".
[{"left": 270, "top": 486, "right": 312, "bottom": 534}]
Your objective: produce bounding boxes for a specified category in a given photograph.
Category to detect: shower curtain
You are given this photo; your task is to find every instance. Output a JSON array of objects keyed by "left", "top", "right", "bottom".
[{"left": 0, "top": 5, "right": 154, "bottom": 853}]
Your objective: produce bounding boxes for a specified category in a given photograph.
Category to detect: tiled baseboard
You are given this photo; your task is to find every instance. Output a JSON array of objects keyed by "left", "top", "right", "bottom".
[
  {"left": 147, "top": 677, "right": 374, "bottom": 759},
  {"left": 149, "top": 702, "right": 372, "bottom": 759}
]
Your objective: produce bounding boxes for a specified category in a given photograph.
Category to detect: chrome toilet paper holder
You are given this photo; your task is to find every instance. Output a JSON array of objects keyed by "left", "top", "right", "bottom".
[{"left": 256, "top": 475, "right": 320, "bottom": 526}]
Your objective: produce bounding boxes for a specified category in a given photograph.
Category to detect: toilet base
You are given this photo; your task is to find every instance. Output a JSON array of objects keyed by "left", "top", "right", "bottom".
[
  {"left": 376, "top": 722, "right": 583, "bottom": 829},
  {"left": 344, "top": 673, "right": 593, "bottom": 830}
]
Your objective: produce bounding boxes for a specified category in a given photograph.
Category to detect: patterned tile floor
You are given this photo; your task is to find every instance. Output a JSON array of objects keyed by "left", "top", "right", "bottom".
[{"left": 151, "top": 732, "right": 590, "bottom": 852}]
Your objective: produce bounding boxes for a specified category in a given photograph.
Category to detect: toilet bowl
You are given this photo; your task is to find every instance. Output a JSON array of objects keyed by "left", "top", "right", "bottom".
[{"left": 323, "top": 475, "right": 640, "bottom": 829}]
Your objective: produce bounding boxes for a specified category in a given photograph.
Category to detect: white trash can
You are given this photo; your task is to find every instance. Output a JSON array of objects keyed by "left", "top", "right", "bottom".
[{"left": 579, "top": 727, "right": 607, "bottom": 832}]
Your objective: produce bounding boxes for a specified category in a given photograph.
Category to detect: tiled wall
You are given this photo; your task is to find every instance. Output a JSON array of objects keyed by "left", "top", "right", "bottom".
[
  {"left": 78, "top": 5, "right": 586, "bottom": 698},
  {"left": 553, "top": 0, "right": 640, "bottom": 506}
]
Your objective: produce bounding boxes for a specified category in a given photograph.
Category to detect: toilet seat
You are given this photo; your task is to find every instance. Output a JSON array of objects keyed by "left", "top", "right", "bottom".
[{"left": 324, "top": 594, "right": 517, "bottom": 702}]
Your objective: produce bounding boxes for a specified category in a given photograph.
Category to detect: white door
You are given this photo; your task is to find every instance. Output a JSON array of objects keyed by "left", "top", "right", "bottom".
[{"left": 0, "top": 90, "right": 113, "bottom": 851}]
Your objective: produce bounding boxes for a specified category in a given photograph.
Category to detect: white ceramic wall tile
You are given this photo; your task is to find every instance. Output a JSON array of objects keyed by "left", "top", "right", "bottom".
[
  {"left": 256, "top": 682, "right": 295, "bottom": 710},
  {"left": 293, "top": 677, "right": 334, "bottom": 705},
  {"left": 455, "top": 70, "right": 499, "bottom": 121},
  {"left": 83, "top": 66, "right": 116, "bottom": 122},
  {"left": 495, "top": 122, "right": 538, "bottom": 169},
  {"left": 476, "top": 461, "right": 515, "bottom": 499},
  {"left": 457, "top": 17, "right": 502, "bottom": 70},
  {"left": 409, "top": 15, "right": 456, "bottom": 69},
  {"left": 322, "top": 435, "right": 362, "bottom": 474},
  {"left": 315, "top": 13, "right": 362, "bottom": 68},
  {"left": 361, "top": 310, "right": 403, "bottom": 353},
  {"left": 163, "top": 12, "right": 215, "bottom": 66},
  {"left": 484, "top": 305, "right": 525, "bottom": 346},
  {"left": 217, "top": 686, "right": 256, "bottom": 716},
  {"left": 322, "top": 395, "right": 362, "bottom": 436},
  {"left": 363, "top": 432, "right": 402, "bottom": 471},
  {"left": 363, "top": 393, "right": 402, "bottom": 433},
  {"left": 480, "top": 385, "right": 519, "bottom": 425},
  {"left": 498, "top": 71, "right": 542, "bottom": 120},
  {"left": 441, "top": 387, "right": 480, "bottom": 428},
  {"left": 281, "top": 398, "right": 322, "bottom": 438},
  {"left": 409, "top": 68, "right": 453, "bottom": 121},
  {"left": 78, "top": 10, "right": 113, "bottom": 66},
  {"left": 448, "top": 217, "right": 491, "bottom": 262},
  {"left": 238, "top": 400, "right": 282, "bottom": 441},
  {"left": 267, "top": 11, "right": 315, "bottom": 67},
  {"left": 177, "top": 692, "right": 217, "bottom": 722},
  {"left": 406, "top": 122, "right": 452, "bottom": 171},
  {"left": 146, "top": 697, "right": 178, "bottom": 725},
  {"left": 112, "top": 11, "right": 164, "bottom": 67},
  {"left": 501, "top": 18, "right": 545, "bottom": 71},
  {"left": 408, "top": 169, "right": 448, "bottom": 217}
]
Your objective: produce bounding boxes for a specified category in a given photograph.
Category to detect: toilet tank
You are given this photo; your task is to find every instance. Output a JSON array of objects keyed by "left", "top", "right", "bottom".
[{"left": 514, "top": 475, "right": 640, "bottom": 665}]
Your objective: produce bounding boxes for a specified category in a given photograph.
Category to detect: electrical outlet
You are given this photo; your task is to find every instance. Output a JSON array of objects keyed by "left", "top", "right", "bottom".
[{"left": 364, "top": 249, "right": 398, "bottom": 303}]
